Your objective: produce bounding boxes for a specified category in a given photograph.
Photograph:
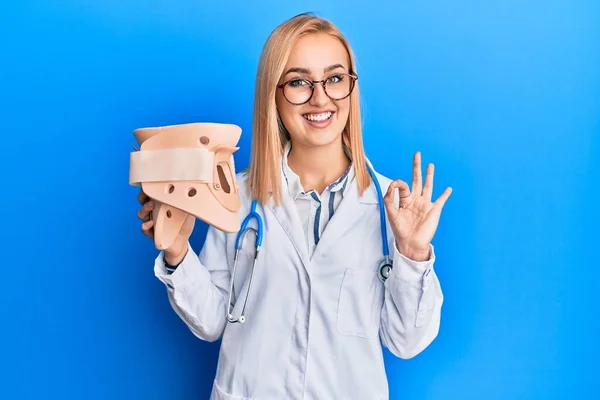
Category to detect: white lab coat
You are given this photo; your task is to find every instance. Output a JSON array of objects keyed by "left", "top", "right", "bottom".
[{"left": 154, "top": 162, "right": 443, "bottom": 400}]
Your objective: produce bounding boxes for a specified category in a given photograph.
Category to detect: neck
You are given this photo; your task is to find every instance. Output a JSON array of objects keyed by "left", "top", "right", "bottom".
[{"left": 287, "top": 139, "right": 350, "bottom": 194}]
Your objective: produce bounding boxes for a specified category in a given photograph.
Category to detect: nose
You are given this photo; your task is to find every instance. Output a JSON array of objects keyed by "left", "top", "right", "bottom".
[{"left": 309, "top": 82, "right": 329, "bottom": 107}]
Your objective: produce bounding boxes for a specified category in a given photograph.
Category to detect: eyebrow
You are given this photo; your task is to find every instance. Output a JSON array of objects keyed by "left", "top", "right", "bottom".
[{"left": 283, "top": 63, "right": 346, "bottom": 76}]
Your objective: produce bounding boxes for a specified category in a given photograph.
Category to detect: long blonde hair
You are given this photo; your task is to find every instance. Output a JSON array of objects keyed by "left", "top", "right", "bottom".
[{"left": 247, "top": 12, "right": 370, "bottom": 205}]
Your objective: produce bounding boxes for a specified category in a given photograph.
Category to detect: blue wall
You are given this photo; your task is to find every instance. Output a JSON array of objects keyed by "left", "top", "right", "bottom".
[{"left": 2, "top": 1, "right": 598, "bottom": 398}]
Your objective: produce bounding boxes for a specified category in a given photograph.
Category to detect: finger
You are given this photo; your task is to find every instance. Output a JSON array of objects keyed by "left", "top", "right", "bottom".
[
  {"left": 422, "top": 163, "right": 434, "bottom": 201},
  {"left": 433, "top": 187, "right": 453, "bottom": 210},
  {"left": 137, "top": 189, "right": 149, "bottom": 205},
  {"left": 412, "top": 151, "right": 423, "bottom": 196},
  {"left": 137, "top": 200, "right": 154, "bottom": 221},
  {"left": 385, "top": 180, "right": 412, "bottom": 210},
  {"left": 383, "top": 180, "right": 396, "bottom": 204},
  {"left": 141, "top": 220, "right": 154, "bottom": 238},
  {"left": 383, "top": 181, "right": 398, "bottom": 216}
]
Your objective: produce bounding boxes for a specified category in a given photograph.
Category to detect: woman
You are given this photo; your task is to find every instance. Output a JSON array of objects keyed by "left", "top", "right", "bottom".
[{"left": 137, "top": 12, "right": 452, "bottom": 400}]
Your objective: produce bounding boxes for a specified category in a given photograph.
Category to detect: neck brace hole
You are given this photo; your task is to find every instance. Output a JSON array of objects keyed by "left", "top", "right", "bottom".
[{"left": 217, "top": 164, "right": 231, "bottom": 194}]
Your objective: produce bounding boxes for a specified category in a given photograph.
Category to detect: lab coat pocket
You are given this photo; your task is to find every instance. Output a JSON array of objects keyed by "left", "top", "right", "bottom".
[
  {"left": 212, "top": 380, "right": 252, "bottom": 400},
  {"left": 336, "top": 268, "right": 381, "bottom": 339}
]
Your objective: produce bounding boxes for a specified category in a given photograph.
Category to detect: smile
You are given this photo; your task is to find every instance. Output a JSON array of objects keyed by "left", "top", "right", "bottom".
[{"left": 302, "top": 111, "right": 333, "bottom": 122}]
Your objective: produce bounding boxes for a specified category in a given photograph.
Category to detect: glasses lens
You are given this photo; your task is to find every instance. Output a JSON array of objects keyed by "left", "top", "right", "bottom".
[
  {"left": 325, "top": 74, "right": 353, "bottom": 100},
  {"left": 283, "top": 79, "right": 313, "bottom": 104}
]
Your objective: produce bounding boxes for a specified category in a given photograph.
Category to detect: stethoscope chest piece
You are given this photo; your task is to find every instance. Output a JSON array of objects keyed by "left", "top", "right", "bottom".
[{"left": 377, "top": 257, "right": 393, "bottom": 283}]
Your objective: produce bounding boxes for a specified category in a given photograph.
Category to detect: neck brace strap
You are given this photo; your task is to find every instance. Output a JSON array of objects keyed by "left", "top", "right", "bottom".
[{"left": 129, "top": 148, "right": 214, "bottom": 185}]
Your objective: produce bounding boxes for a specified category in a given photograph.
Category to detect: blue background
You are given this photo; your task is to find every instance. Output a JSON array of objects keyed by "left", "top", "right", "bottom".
[{"left": 1, "top": 1, "right": 598, "bottom": 399}]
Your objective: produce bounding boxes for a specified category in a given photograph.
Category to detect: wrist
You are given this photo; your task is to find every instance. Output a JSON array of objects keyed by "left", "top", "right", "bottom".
[
  {"left": 164, "top": 244, "right": 188, "bottom": 267},
  {"left": 396, "top": 241, "right": 430, "bottom": 262}
]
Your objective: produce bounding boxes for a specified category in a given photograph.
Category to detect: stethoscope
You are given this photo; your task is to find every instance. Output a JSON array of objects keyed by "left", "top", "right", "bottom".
[{"left": 226, "top": 163, "right": 392, "bottom": 324}]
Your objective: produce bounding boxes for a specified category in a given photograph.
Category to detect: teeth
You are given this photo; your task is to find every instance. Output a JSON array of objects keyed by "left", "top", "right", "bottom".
[{"left": 304, "top": 112, "right": 332, "bottom": 122}]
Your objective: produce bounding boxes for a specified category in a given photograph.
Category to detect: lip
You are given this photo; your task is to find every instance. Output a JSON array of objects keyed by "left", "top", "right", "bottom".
[{"left": 301, "top": 110, "right": 335, "bottom": 129}]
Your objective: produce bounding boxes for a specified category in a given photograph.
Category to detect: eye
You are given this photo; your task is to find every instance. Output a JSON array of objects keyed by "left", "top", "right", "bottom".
[
  {"left": 326, "top": 74, "right": 344, "bottom": 84},
  {"left": 288, "top": 78, "right": 310, "bottom": 88}
]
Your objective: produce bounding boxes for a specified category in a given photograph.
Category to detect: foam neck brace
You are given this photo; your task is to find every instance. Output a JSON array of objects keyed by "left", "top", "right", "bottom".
[{"left": 129, "top": 122, "right": 243, "bottom": 250}]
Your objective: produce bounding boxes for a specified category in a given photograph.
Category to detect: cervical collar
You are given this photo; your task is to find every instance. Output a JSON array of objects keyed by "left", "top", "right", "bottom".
[{"left": 129, "top": 122, "right": 242, "bottom": 250}]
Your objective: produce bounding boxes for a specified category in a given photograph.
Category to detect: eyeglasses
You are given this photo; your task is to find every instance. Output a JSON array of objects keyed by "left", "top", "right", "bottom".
[{"left": 277, "top": 72, "right": 358, "bottom": 105}]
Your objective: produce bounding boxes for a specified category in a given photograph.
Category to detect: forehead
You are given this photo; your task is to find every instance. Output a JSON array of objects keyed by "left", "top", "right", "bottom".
[{"left": 285, "top": 33, "right": 350, "bottom": 72}]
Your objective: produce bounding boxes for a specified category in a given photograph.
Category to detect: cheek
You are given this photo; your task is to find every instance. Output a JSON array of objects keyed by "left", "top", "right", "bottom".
[
  {"left": 275, "top": 95, "right": 295, "bottom": 121},
  {"left": 276, "top": 96, "right": 297, "bottom": 127},
  {"left": 335, "top": 101, "right": 351, "bottom": 122},
  {"left": 279, "top": 106, "right": 299, "bottom": 130}
]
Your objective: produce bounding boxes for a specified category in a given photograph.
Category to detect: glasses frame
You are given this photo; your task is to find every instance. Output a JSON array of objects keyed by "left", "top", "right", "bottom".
[{"left": 276, "top": 72, "right": 359, "bottom": 105}]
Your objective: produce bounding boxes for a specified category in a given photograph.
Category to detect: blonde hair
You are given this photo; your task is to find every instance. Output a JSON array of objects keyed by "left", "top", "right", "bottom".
[{"left": 247, "top": 12, "right": 370, "bottom": 205}]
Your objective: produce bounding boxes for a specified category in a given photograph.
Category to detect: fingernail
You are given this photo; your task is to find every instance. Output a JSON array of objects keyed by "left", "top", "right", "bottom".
[{"left": 147, "top": 201, "right": 154, "bottom": 208}]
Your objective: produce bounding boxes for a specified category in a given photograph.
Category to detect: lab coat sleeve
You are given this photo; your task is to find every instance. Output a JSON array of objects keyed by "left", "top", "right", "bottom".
[
  {"left": 153, "top": 226, "right": 231, "bottom": 342},
  {"left": 379, "top": 242, "right": 444, "bottom": 359}
]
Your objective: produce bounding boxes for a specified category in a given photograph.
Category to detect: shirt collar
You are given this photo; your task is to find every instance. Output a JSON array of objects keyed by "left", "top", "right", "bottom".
[{"left": 281, "top": 141, "right": 354, "bottom": 199}]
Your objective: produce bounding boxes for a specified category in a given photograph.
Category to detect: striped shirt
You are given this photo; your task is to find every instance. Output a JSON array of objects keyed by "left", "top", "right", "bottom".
[{"left": 281, "top": 142, "right": 354, "bottom": 258}]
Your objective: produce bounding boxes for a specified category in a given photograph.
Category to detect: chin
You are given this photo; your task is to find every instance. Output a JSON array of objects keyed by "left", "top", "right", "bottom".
[
  {"left": 297, "top": 127, "right": 340, "bottom": 148},
  {"left": 298, "top": 116, "right": 346, "bottom": 148}
]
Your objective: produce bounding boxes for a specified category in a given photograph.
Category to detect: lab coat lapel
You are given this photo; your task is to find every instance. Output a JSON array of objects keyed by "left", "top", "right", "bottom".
[
  {"left": 312, "top": 175, "right": 379, "bottom": 258},
  {"left": 264, "top": 189, "right": 311, "bottom": 274}
]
